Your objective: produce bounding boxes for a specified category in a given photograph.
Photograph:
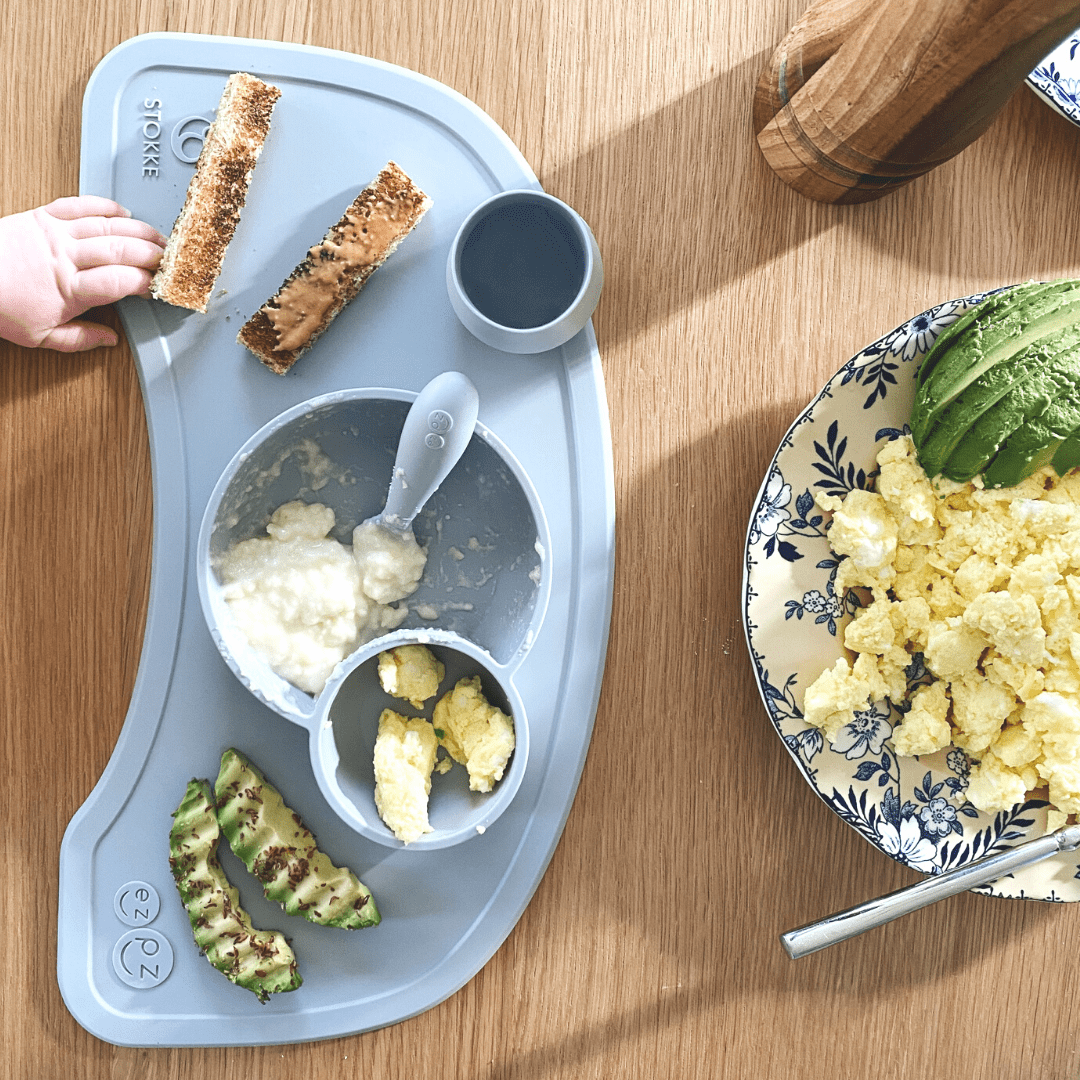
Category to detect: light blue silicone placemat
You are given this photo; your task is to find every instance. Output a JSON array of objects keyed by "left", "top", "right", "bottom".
[{"left": 58, "top": 32, "right": 614, "bottom": 1048}]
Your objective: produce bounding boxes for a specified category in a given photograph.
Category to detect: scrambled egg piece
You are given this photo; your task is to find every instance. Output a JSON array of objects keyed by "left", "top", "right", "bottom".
[
  {"left": 891, "top": 681, "right": 951, "bottom": 757},
  {"left": 373, "top": 710, "right": 440, "bottom": 844},
  {"left": 378, "top": 644, "right": 445, "bottom": 709},
  {"left": 802, "top": 434, "right": 1080, "bottom": 819},
  {"left": 433, "top": 676, "right": 516, "bottom": 793},
  {"left": 816, "top": 488, "right": 897, "bottom": 591}
]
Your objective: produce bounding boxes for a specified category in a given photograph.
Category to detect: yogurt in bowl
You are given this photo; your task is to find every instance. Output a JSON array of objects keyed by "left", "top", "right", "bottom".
[{"left": 213, "top": 498, "right": 426, "bottom": 696}]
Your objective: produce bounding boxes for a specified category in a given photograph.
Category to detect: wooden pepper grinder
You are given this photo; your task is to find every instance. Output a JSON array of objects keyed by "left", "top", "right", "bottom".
[{"left": 753, "top": 0, "right": 1080, "bottom": 203}]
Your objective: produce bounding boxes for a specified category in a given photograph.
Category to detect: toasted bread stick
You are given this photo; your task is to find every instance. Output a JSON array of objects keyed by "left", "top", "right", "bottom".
[
  {"left": 150, "top": 72, "right": 280, "bottom": 312},
  {"left": 238, "top": 161, "right": 431, "bottom": 374}
]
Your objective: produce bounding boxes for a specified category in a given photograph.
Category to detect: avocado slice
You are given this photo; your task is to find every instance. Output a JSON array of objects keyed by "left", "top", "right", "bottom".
[
  {"left": 929, "top": 324, "right": 1080, "bottom": 481},
  {"left": 214, "top": 748, "right": 380, "bottom": 930},
  {"left": 982, "top": 365, "right": 1080, "bottom": 487},
  {"left": 911, "top": 280, "right": 1080, "bottom": 445},
  {"left": 936, "top": 371, "right": 1055, "bottom": 482},
  {"left": 168, "top": 778, "right": 302, "bottom": 1003},
  {"left": 1052, "top": 429, "right": 1080, "bottom": 475},
  {"left": 914, "top": 283, "right": 1029, "bottom": 395},
  {"left": 915, "top": 341, "right": 1057, "bottom": 478}
]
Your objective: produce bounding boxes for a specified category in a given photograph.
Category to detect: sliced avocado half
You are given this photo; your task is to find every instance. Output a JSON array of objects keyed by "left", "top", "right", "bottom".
[
  {"left": 983, "top": 366, "right": 1080, "bottom": 487},
  {"left": 169, "top": 778, "right": 302, "bottom": 1003},
  {"left": 931, "top": 325, "right": 1080, "bottom": 481},
  {"left": 915, "top": 337, "right": 1059, "bottom": 478},
  {"left": 914, "top": 282, "right": 1030, "bottom": 394},
  {"left": 214, "top": 748, "right": 381, "bottom": 930},
  {"left": 910, "top": 278, "right": 1080, "bottom": 485}
]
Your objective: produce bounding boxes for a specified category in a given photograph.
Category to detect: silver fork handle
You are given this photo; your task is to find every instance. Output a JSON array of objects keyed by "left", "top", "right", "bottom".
[{"left": 781, "top": 824, "right": 1080, "bottom": 959}]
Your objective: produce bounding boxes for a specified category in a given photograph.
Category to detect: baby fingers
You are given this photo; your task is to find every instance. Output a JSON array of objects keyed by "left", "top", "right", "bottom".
[
  {"left": 43, "top": 195, "right": 134, "bottom": 221},
  {"left": 37, "top": 320, "right": 120, "bottom": 352},
  {"left": 72, "top": 234, "right": 165, "bottom": 272},
  {"left": 71, "top": 264, "right": 157, "bottom": 307},
  {"left": 66, "top": 214, "right": 167, "bottom": 247}
]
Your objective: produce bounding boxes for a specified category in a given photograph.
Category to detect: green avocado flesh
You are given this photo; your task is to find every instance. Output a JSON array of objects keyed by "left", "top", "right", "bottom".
[
  {"left": 1053, "top": 432, "right": 1080, "bottom": 474},
  {"left": 214, "top": 748, "right": 381, "bottom": 930},
  {"left": 914, "top": 282, "right": 1038, "bottom": 396},
  {"left": 168, "top": 779, "right": 302, "bottom": 1003},
  {"left": 983, "top": 366, "right": 1080, "bottom": 487},
  {"left": 911, "top": 279, "right": 1080, "bottom": 486}
]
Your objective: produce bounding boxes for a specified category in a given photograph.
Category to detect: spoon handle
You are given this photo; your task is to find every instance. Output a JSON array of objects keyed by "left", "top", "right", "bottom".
[
  {"left": 781, "top": 824, "right": 1080, "bottom": 959},
  {"left": 380, "top": 371, "right": 480, "bottom": 529}
]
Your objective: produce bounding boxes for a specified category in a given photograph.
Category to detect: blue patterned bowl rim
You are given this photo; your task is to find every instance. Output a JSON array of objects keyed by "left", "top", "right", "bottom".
[{"left": 1028, "top": 32, "right": 1080, "bottom": 128}]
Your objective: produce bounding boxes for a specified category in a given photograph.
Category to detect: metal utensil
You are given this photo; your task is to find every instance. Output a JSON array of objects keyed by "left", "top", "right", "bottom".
[{"left": 781, "top": 823, "right": 1080, "bottom": 959}]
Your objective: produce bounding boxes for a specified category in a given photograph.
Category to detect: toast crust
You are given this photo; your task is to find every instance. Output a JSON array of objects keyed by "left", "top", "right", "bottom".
[
  {"left": 150, "top": 72, "right": 280, "bottom": 313},
  {"left": 238, "top": 161, "right": 431, "bottom": 374}
]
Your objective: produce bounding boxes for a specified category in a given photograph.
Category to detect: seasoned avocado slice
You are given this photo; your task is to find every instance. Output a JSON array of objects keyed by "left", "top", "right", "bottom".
[
  {"left": 911, "top": 280, "right": 1080, "bottom": 444},
  {"left": 982, "top": 366, "right": 1080, "bottom": 487},
  {"left": 168, "top": 778, "right": 301, "bottom": 1003},
  {"left": 214, "top": 748, "right": 380, "bottom": 929},
  {"left": 936, "top": 373, "right": 1054, "bottom": 482},
  {"left": 1052, "top": 429, "right": 1080, "bottom": 475}
]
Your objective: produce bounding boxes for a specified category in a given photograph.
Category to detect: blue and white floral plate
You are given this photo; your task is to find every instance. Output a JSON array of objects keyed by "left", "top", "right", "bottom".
[
  {"left": 743, "top": 291, "right": 1080, "bottom": 903},
  {"left": 1029, "top": 32, "right": 1080, "bottom": 128}
]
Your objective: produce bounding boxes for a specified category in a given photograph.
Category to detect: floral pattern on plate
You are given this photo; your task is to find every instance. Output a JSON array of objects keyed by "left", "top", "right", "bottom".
[
  {"left": 743, "top": 291, "right": 1080, "bottom": 902},
  {"left": 1028, "top": 33, "right": 1080, "bottom": 128}
]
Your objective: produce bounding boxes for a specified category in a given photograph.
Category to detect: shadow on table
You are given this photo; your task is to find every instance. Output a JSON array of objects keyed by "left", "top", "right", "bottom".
[
  {"left": 802, "top": 85, "right": 1080, "bottom": 287},
  {"left": 538, "top": 53, "right": 1080, "bottom": 363},
  {"left": 535, "top": 53, "right": 845, "bottom": 355}
]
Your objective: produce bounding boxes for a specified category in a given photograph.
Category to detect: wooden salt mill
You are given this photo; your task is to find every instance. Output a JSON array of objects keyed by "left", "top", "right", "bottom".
[{"left": 753, "top": 0, "right": 1080, "bottom": 203}]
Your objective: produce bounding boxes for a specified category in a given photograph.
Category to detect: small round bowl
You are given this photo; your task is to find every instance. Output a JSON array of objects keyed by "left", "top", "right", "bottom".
[
  {"left": 311, "top": 629, "right": 529, "bottom": 849},
  {"left": 446, "top": 189, "right": 603, "bottom": 354}
]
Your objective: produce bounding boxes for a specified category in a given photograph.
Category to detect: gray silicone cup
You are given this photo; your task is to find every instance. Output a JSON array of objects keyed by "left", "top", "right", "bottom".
[
  {"left": 446, "top": 190, "right": 604, "bottom": 355},
  {"left": 197, "top": 387, "right": 551, "bottom": 849}
]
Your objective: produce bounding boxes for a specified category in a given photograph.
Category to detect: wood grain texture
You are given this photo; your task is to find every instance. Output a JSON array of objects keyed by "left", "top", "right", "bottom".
[{"left": 3, "top": 0, "right": 1080, "bottom": 1076}]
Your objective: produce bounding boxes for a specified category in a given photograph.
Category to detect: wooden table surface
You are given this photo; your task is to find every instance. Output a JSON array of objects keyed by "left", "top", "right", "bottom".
[{"left": 4, "top": 1, "right": 1080, "bottom": 1077}]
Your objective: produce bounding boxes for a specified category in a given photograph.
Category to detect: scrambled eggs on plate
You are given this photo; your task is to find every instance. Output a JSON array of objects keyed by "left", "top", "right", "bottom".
[{"left": 803, "top": 435, "right": 1080, "bottom": 829}]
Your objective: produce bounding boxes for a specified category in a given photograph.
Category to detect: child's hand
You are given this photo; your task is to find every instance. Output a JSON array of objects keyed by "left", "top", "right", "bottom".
[{"left": 0, "top": 195, "right": 167, "bottom": 352}]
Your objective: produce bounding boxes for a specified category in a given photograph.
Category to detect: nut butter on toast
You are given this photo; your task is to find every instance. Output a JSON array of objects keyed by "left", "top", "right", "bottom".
[
  {"left": 150, "top": 72, "right": 281, "bottom": 313},
  {"left": 238, "top": 161, "right": 432, "bottom": 374}
]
